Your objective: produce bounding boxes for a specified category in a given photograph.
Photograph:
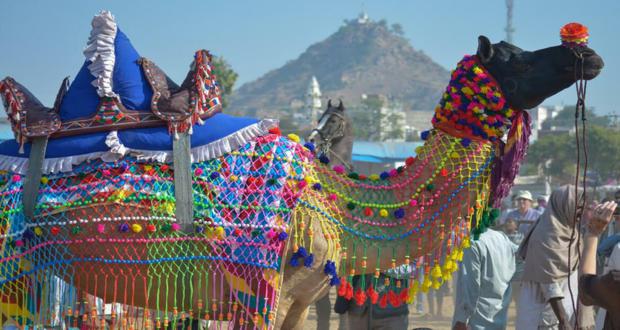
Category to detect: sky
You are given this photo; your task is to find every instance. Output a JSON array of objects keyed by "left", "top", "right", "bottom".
[{"left": 1, "top": 1, "right": 618, "bottom": 115}]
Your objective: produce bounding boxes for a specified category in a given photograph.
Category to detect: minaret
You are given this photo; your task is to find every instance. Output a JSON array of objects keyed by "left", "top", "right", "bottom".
[
  {"left": 306, "top": 76, "right": 322, "bottom": 124},
  {"left": 505, "top": 0, "right": 515, "bottom": 43}
]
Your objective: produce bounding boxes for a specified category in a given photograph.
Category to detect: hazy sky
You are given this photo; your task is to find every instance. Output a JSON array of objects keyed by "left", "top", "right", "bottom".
[{"left": 1, "top": 1, "right": 618, "bottom": 114}]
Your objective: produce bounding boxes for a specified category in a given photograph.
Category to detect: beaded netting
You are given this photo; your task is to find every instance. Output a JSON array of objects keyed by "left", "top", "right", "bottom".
[
  {"left": 0, "top": 133, "right": 313, "bottom": 329},
  {"left": 294, "top": 129, "right": 496, "bottom": 307}
]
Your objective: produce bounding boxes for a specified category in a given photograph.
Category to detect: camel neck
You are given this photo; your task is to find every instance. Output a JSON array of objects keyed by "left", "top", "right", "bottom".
[{"left": 431, "top": 55, "right": 518, "bottom": 143}]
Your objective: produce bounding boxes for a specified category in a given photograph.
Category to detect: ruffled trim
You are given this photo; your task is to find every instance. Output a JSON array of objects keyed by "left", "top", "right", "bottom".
[
  {"left": 0, "top": 119, "right": 278, "bottom": 175},
  {"left": 83, "top": 10, "right": 117, "bottom": 98},
  {"left": 106, "top": 119, "right": 278, "bottom": 163}
]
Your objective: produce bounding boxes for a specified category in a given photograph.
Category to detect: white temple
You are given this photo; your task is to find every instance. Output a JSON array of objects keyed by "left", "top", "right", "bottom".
[{"left": 306, "top": 76, "right": 322, "bottom": 124}]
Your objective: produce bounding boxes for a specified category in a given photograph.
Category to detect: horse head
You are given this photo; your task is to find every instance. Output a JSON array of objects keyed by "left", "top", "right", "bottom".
[
  {"left": 477, "top": 35, "right": 604, "bottom": 110},
  {"left": 307, "top": 99, "right": 350, "bottom": 150}
]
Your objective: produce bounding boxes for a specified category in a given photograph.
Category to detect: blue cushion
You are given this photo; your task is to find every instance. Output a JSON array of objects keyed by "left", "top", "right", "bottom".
[
  {"left": 59, "top": 28, "right": 153, "bottom": 121},
  {"left": 0, "top": 114, "right": 260, "bottom": 159}
]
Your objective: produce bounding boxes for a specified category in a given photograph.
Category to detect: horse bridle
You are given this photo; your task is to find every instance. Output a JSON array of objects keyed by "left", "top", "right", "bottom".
[{"left": 310, "top": 109, "right": 352, "bottom": 170}]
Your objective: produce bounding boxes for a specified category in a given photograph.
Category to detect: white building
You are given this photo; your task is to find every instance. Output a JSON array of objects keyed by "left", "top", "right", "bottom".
[{"left": 305, "top": 76, "right": 322, "bottom": 124}]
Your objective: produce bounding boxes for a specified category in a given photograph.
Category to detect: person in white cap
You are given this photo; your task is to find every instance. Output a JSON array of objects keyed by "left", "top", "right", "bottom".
[{"left": 503, "top": 190, "right": 542, "bottom": 236}]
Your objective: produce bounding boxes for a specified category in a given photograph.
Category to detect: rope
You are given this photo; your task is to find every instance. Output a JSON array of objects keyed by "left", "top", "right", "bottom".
[{"left": 568, "top": 49, "right": 588, "bottom": 328}]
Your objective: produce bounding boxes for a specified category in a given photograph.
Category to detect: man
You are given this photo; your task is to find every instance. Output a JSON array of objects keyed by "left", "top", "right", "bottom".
[
  {"left": 503, "top": 190, "right": 542, "bottom": 235},
  {"left": 452, "top": 228, "right": 518, "bottom": 330}
]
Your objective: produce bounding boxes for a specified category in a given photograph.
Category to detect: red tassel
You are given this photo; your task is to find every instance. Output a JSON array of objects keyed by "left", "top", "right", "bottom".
[
  {"left": 345, "top": 282, "right": 354, "bottom": 301},
  {"left": 338, "top": 280, "right": 348, "bottom": 297},
  {"left": 353, "top": 288, "right": 367, "bottom": 306},
  {"left": 378, "top": 294, "right": 388, "bottom": 308},
  {"left": 367, "top": 285, "right": 379, "bottom": 304},
  {"left": 399, "top": 289, "right": 409, "bottom": 304},
  {"left": 388, "top": 290, "right": 401, "bottom": 307}
]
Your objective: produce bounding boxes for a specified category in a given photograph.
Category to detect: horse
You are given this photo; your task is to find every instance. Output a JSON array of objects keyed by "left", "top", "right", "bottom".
[
  {"left": 307, "top": 100, "right": 353, "bottom": 329},
  {"left": 0, "top": 12, "right": 604, "bottom": 330}
]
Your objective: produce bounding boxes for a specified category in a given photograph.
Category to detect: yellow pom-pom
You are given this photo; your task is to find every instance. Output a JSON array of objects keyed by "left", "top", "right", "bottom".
[
  {"left": 229, "top": 175, "right": 238, "bottom": 182},
  {"left": 457, "top": 250, "right": 464, "bottom": 261},
  {"left": 215, "top": 226, "right": 226, "bottom": 239},
  {"left": 415, "top": 146, "right": 424, "bottom": 155},
  {"left": 462, "top": 238, "right": 471, "bottom": 248},
  {"left": 443, "top": 273, "right": 453, "bottom": 282},
  {"left": 304, "top": 176, "right": 316, "bottom": 184},
  {"left": 450, "top": 151, "right": 460, "bottom": 159},
  {"left": 379, "top": 209, "right": 389, "bottom": 217},
  {"left": 422, "top": 278, "right": 432, "bottom": 293},
  {"left": 40, "top": 177, "right": 49, "bottom": 184},
  {"left": 34, "top": 227, "right": 43, "bottom": 236},
  {"left": 369, "top": 174, "right": 380, "bottom": 181},
  {"left": 287, "top": 134, "right": 300, "bottom": 143},
  {"left": 432, "top": 280, "right": 442, "bottom": 290},
  {"left": 407, "top": 285, "right": 416, "bottom": 304},
  {"left": 431, "top": 265, "right": 442, "bottom": 279},
  {"left": 131, "top": 224, "right": 143, "bottom": 233}
]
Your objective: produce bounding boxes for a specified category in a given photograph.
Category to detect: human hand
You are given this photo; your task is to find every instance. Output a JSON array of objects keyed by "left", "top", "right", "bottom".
[{"left": 586, "top": 201, "right": 617, "bottom": 236}]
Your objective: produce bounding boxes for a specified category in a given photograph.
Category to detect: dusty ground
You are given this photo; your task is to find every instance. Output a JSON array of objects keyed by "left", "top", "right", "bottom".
[{"left": 302, "top": 289, "right": 517, "bottom": 330}]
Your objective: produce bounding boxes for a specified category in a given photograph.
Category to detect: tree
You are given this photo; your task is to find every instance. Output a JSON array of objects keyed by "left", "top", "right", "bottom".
[
  {"left": 527, "top": 125, "right": 620, "bottom": 184},
  {"left": 210, "top": 56, "right": 238, "bottom": 109},
  {"left": 391, "top": 23, "right": 404, "bottom": 36}
]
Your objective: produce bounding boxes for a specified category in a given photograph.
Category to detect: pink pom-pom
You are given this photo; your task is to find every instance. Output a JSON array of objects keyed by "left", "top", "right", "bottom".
[
  {"left": 102, "top": 169, "right": 111, "bottom": 176},
  {"left": 333, "top": 165, "right": 345, "bottom": 174},
  {"left": 389, "top": 169, "right": 398, "bottom": 177},
  {"left": 266, "top": 229, "right": 277, "bottom": 239},
  {"left": 171, "top": 223, "right": 181, "bottom": 231},
  {"left": 328, "top": 193, "right": 338, "bottom": 201},
  {"left": 12, "top": 175, "right": 21, "bottom": 182},
  {"left": 409, "top": 199, "right": 418, "bottom": 207},
  {"left": 96, "top": 224, "right": 105, "bottom": 234},
  {"left": 194, "top": 168, "right": 204, "bottom": 176},
  {"left": 15, "top": 239, "right": 24, "bottom": 247},
  {"left": 297, "top": 180, "right": 308, "bottom": 189}
]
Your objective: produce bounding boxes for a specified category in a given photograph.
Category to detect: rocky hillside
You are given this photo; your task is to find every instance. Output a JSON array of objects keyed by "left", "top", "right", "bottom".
[{"left": 228, "top": 18, "right": 450, "bottom": 117}]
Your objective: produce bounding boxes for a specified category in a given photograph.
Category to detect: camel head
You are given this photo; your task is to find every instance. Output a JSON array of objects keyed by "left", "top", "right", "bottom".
[{"left": 477, "top": 34, "right": 603, "bottom": 110}]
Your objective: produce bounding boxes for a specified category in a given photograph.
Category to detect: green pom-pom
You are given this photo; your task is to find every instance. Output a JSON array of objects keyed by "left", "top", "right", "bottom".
[
  {"left": 396, "top": 166, "right": 404, "bottom": 173},
  {"left": 267, "top": 178, "right": 278, "bottom": 186},
  {"left": 161, "top": 223, "right": 172, "bottom": 232},
  {"left": 348, "top": 172, "right": 359, "bottom": 180},
  {"left": 347, "top": 202, "right": 356, "bottom": 210},
  {"left": 71, "top": 226, "right": 82, "bottom": 235},
  {"left": 426, "top": 184, "right": 435, "bottom": 191}
]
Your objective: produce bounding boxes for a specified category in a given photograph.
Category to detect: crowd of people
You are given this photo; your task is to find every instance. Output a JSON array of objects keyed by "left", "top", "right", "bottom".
[{"left": 315, "top": 186, "right": 620, "bottom": 329}]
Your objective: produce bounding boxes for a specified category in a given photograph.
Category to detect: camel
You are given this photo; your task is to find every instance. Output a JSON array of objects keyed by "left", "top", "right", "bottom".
[{"left": 0, "top": 12, "right": 604, "bottom": 330}]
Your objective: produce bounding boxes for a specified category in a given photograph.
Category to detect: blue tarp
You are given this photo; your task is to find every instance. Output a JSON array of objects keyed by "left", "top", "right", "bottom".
[{"left": 352, "top": 141, "right": 424, "bottom": 163}]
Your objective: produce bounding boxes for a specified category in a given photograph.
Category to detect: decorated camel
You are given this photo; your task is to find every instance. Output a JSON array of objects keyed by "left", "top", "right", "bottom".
[{"left": 0, "top": 11, "right": 603, "bottom": 330}]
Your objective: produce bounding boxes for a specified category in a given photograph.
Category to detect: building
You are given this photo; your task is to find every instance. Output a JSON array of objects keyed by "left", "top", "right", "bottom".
[
  {"left": 304, "top": 76, "right": 322, "bottom": 125},
  {"left": 352, "top": 141, "right": 424, "bottom": 174}
]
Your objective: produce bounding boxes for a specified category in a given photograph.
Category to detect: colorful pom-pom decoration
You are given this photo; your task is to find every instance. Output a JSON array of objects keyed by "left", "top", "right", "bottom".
[{"left": 560, "top": 22, "right": 589, "bottom": 48}]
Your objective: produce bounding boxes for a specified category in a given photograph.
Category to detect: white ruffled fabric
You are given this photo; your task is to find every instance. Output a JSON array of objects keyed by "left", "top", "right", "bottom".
[
  {"left": 0, "top": 119, "right": 278, "bottom": 175},
  {"left": 83, "top": 10, "right": 117, "bottom": 98}
]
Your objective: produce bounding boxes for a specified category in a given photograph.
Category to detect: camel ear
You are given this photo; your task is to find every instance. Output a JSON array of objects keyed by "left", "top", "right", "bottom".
[
  {"left": 327, "top": 99, "right": 332, "bottom": 108},
  {"left": 338, "top": 100, "right": 344, "bottom": 110},
  {"left": 477, "top": 35, "right": 494, "bottom": 63}
]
